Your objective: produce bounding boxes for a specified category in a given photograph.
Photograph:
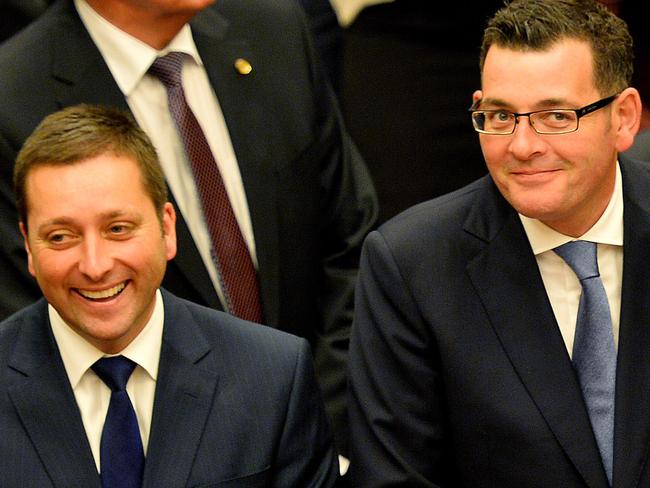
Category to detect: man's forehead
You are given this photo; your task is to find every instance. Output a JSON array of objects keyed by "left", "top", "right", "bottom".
[{"left": 481, "top": 41, "right": 597, "bottom": 105}]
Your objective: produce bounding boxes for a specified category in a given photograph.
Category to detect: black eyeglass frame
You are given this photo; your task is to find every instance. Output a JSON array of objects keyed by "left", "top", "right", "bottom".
[{"left": 469, "top": 93, "right": 620, "bottom": 135}]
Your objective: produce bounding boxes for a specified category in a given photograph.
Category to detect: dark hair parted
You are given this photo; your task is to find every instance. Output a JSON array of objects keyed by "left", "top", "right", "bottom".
[
  {"left": 14, "top": 104, "right": 168, "bottom": 230},
  {"left": 480, "top": 0, "right": 634, "bottom": 95}
]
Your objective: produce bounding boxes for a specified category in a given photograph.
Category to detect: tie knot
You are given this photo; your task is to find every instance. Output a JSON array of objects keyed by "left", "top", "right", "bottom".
[
  {"left": 92, "top": 356, "right": 137, "bottom": 392},
  {"left": 149, "top": 51, "right": 186, "bottom": 88},
  {"left": 554, "top": 240, "right": 599, "bottom": 281}
]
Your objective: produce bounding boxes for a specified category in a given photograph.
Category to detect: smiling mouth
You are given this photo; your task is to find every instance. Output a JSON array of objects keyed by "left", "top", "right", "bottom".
[
  {"left": 512, "top": 168, "right": 561, "bottom": 176},
  {"left": 77, "top": 282, "right": 127, "bottom": 301}
]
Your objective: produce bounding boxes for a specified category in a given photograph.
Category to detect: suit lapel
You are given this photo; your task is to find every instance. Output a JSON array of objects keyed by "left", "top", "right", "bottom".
[
  {"left": 464, "top": 181, "right": 609, "bottom": 488},
  {"left": 7, "top": 302, "right": 100, "bottom": 488},
  {"left": 611, "top": 157, "right": 650, "bottom": 488},
  {"left": 48, "top": 1, "right": 127, "bottom": 110},
  {"left": 143, "top": 292, "right": 219, "bottom": 488},
  {"left": 191, "top": 9, "right": 282, "bottom": 325}
]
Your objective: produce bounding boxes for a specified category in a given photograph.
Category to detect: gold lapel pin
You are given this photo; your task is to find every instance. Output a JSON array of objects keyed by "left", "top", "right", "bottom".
[{"left": 234, "top": 58, "right": 253, "bottom": 75}]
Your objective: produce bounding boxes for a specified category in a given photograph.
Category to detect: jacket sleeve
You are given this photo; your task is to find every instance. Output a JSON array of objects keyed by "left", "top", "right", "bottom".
[
  {"left": 0, "top": 131, "right": 42, "bottom": 319},
  {"left": 274, "top": 338, "right": 341, "bottom": 488},
  {"left": 348, "top": 230, "right": 449, "bottom": 487},
  {"left": 287, "top": 0, "right": 379, "bottom": 459}
]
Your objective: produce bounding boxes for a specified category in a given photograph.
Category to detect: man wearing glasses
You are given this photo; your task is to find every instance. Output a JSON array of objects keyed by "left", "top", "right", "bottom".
[{"left": 348, "top": 0, "right": 647, "bottom": 486}]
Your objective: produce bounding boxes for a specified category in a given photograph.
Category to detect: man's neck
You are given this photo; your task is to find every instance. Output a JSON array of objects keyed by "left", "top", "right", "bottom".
[{"left": 83, "top": 0, "right": 194, "bottom": 50}]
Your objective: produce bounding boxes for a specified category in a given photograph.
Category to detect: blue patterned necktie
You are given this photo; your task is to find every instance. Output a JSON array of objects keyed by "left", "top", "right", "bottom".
[
  {"left": 92, "top": 356, "right": 144, "bottom": 488},
  {"left": 554, "top": 240, "right": 616, "bottom": 485}
]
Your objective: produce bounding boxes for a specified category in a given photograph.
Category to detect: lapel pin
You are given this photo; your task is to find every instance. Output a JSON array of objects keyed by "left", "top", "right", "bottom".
[{"left": 234, "top": 58, "right": 253, "bottom": 75}]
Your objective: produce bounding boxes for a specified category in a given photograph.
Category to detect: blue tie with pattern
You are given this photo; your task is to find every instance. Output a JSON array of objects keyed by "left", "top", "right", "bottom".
[
  {"left": 92, "top": 356, "right": 144, "bottom": 488},
  {"left": 554, "top": 240, "right": 616, "bottom": 485}
]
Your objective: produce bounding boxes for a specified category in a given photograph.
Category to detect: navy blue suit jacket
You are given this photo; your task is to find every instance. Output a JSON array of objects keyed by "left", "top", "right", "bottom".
[
  {"left": 0, "top": 289, "right": 339, "bottom": 487},
  {"left": 349, "top": 155, "right": 650, "bottom": 487}
]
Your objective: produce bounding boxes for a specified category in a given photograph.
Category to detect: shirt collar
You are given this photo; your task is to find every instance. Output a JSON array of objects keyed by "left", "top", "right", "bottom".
[
  {"left": 50, "top": 289, "right": 165, "bottom": 388},
  {"left": 74, "top": 0, "right": 203, "bottom": 96},
  {"left": 519, "top": 162, "right": 624, "bottom": 255}
]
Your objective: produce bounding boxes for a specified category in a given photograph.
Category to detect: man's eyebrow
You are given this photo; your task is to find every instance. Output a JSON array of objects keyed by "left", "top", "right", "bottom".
[
  {"left": 36, "top": 216, "right": 75, "bottom": 231},
  {"left": 36, "top": 210, "right": 139, "bottom": 231},
  {"left": 477, "top": 97, "right": 512, "bottom": 109},
  {"left": 478, "top": 96, "right": 571, "bottom": 110},
  {"left": 99, "top": 210, "right": 137, "bottom": 220}
]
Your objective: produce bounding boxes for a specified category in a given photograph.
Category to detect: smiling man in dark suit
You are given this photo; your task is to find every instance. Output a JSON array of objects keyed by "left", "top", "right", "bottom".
[
  {"left": 348, "top": 1, "right": 650, "bottom": 486},
  {"left": 0, "top": 0, "right": 378, "bottom": 461},
  {"left": 0, "top": 104, "right": 338, "bottom": 487}
]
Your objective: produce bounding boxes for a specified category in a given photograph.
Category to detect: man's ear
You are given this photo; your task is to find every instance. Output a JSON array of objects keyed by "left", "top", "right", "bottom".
[
  {"left": 162, "top": 202, "right": 177, "bottom": 261},
  {"left": 472, "top": 90, "right": 483, "bottom": 107},
  {"left": 614, "top": 87, "right": 642, "bottom": 152},
  {"left": 19, "top": 221, "right": 36, "bottom": 277}
]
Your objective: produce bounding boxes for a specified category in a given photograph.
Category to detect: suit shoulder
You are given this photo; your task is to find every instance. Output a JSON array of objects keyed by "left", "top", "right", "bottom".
[
  {"left": 165, "top": 293, "right": 308, "bottom": 357},
  {"left": 0, "top": 27, "right": 52, "bottom": 104},
  {"left": 0, "top": 300, "right": 47, "bottom": 358},
  {"left": 205, "top": 0, "right": 307, "bottom": 42},
  {"left": 0, "top": 2, "right": 81, "bottom": 133},
  {"left": 212, "top": 0, "right": 303, "bottom": 22},
  {"left": 0, "top": 2, "right": 63, "bottom": 64},
  {"left": 623, "top": 131, "right": 650, "bottom": 162},
  {"left": 378, "top": 176, "right": 490, "bottom": 241},
  {"left": 0, "top": 314, "right": 21, "bottom": 358},
  {"left": 620, "top": 153, "right": 650, "bottom": 180},
  {"left": 360, "top": 175, "right": 507, "bottom": 276}
]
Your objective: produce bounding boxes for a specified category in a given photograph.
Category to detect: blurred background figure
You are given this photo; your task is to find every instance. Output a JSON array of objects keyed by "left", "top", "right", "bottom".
[
  {"left": 299, "top": 0, "right": 345, "bottom": 97},
  {"left": 0, "top": 0, "right": 49, "bottom": 42},
  {"left": 335, "top": 1, "right": 502, "bottom": 223},
  {"left": 608, "top": 0, "right": 650, "bottom": 159},
  {"left": 330, "top": 0, "right": 394, "bottom": 28}
]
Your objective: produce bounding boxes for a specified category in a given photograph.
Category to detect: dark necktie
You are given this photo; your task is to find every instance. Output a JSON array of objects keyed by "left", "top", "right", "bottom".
[
  {"left": 554, "top": 240, "right": 616, "bottom": 485},
  {"left": 149, "top": 52, "right": 263, "bottom": 323},
  {"left": 92, "top": 356, "right": 144, "bottom": 488}
]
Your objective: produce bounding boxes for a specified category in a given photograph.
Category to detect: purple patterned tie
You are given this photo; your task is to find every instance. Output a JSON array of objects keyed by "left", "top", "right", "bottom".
[{"left": 149, "top": 52, "right": 263, "bottom": 323}]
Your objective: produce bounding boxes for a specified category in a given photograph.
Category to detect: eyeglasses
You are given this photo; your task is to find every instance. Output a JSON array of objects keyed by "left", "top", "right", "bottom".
[{"left": 469, "top": 94, "right": 619, "bottom": 135}]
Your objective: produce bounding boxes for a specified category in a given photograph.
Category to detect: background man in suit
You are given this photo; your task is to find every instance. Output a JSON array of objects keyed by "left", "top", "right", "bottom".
[
  {"left": 0, "top": 0, "right": 378, "bottom": 459},
  {"left": 348, "top": 1, "right": 647, "bottom": 486},
  {"left": 625, "top": 129, "right": 650, "bottom": 160},
  {"left": 0, "top": 0, "right": 50, "bottom": 42},
  {"left": 297, "top": 0, "right": 344, "bottom": 97},
  {"left": 338, "top": 0, "right": 502, "bottom": 223},
  {"left": 0, "top": 104, "right": 338, "bottom": 487}
]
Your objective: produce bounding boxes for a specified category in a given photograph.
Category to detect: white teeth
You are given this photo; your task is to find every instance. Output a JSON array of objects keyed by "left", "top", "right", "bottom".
[{"left": 79, "top": 282, "right": 126, "bottom": 300}]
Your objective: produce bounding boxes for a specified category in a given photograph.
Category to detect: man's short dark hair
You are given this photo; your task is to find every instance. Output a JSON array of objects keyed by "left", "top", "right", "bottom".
[
  {"left": 480, "top": 0, "right": 634, "bottom": 95},
  {"left": 14, "top": 104, "right": 168, "bottom": 230}
]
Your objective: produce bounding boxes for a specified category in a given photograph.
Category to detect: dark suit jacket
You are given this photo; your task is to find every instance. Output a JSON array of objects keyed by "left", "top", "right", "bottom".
[
  {"left": 0, "top": 0, "right": 51, "bottom": 42},
  {"left": 341, "top": 0, "right": 502, "bottom": 223},
  {"left": 348, "top": 155, "right": 650, "bottom": 487},
  {"left": 0, "top": 289, "right": 339, "bottom": 487},
  {"left": 624, "top": 129, "right": 650, "bottom": 162},
  {"left": 0, "top": 0, "right": 378, "bottom": 454},
  {"left": 297, "top": 0, "right": 343, "bottom": 96}
]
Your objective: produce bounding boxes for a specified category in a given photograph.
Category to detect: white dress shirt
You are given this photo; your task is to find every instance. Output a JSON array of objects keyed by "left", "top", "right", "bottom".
[
  {"left": 50, "top": 289, "right": 164, "bottom": 472},
  {"left": 330, "top": 0, "right": 395, "bottom": 27},
  {"left": 75, "top": 0, "right": 257, "bottom": 309},
  {"left": 519, "top": 163, "right": 623, "bottom": 356}
]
